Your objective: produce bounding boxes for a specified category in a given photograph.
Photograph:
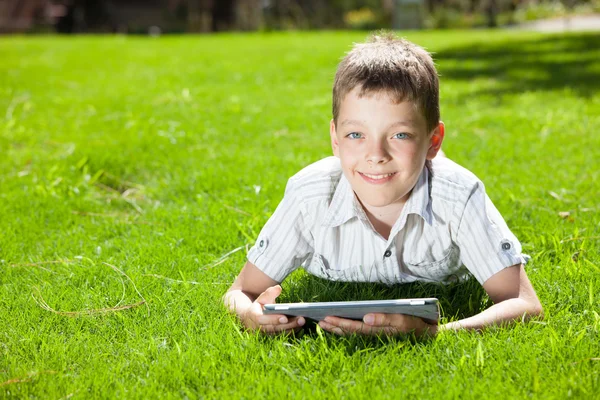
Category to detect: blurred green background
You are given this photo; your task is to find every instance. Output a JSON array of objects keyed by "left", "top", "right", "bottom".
[{"left": 2, "top": 0, "right": 600, "bottom": 34}]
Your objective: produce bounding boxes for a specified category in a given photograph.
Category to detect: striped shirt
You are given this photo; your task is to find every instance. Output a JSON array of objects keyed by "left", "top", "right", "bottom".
[{"left": 247, "top": 156, "right": 528, "bottom": 285}]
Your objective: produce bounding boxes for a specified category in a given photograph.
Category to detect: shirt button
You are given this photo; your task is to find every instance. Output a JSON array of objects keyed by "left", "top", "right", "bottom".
[
  {"left": 502, "top": 242, "right": 511, "bottom": 250},
  {"left": 259, "top": 240, "right": 265, "bottom": 247},
  {"left": 384, "top": 250, "right": 392, "bottom": 258}
]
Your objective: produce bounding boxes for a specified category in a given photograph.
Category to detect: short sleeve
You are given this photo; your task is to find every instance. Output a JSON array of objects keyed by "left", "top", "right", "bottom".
[
  {"left": 246, "top": 178, "right": 314, "bottom": 282},
  {"left": 455, "top": 182, "right": 528, "bottom": 285}
]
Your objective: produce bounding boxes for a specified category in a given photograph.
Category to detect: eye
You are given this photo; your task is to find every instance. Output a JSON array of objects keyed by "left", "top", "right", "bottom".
[
  {"left": 347, "top": 132, "right": 363, "bottom": 139},
  {"left": 393, "top": 132, "right": 409, "bottom": 139}
]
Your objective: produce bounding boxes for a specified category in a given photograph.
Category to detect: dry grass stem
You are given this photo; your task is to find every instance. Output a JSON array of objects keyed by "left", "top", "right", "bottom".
[
  {"left": 143, "top": 273, "right": 203, "bottom": 285},
  {"left": 71, "top": 211, "right": 126, "bottom": 218},
  {"left": 202, "top": 245, "right": 246, "bottom": 269},
  {"left": 123, "top": 198, "right": 144, "bottom": 214},
  {"left": 95, "top": 182, "right": 121, "bottom": 195},
  {"left": 101, "top": 171, "right": 145, "bottom": 191},
  {"left": 0, "top": 377, "right": 32, "bottom": 386},
  {"left": 30, "top": 261, "right": 147, "bottom": 316},
  {"left": 9, "top": 259, "right": 76, "bottom": 267},
  {"left": 72, "top": 211, "right": 153, "bottom": 225},
  {"left": 121, "top": 188, "right": 140, "bottom": 198},
  {"left": 571, "top": 358, "right": 600, "bottom": 365},
  {"left": 143, "top": 274, "right": 226, "bottom": 285},
  {"left": 560, "top": 236, "right": 600, "bottom": 243},
  {"left": 222, "top": 203, "right": 251, "bottom": 216},
  {"left": 58, "top": 390, "right": 80, "bottom": 400},
  {"left": 93, "top": 183, "right": 146, "bottom": 214},
  {"left": 31, "top": 286, "right": 145, "bottom": 316},
  {"left": 9, "top": 259, "right": 76, "bottom": 273},
  {"left": 103, "top": 262, "right": 149, "bottom": 316},
  {"left": 0, "top": 370, "right": 58, "bottom": 387},
  {"left": 202, "top": 191, "right": 251, "bottom": 216},
  {"left": 114, "top": 270, "right": 127, "bottom": 308}
]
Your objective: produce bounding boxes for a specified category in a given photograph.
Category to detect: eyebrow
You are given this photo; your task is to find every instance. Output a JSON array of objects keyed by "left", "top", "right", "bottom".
[
  {"left": 339, "top": 119, "right": 417, "bottom": 129},
  {"left": 386, "top": 121, "right": 417, "bottom": 130},
  {"left": 339, "top": 119, "right": 365, "bottom": 127}
]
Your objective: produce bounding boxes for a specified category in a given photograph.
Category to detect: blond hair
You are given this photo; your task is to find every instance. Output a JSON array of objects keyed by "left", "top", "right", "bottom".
[{"left": 332, "top": 31, "right": 440, "bottom": 132}]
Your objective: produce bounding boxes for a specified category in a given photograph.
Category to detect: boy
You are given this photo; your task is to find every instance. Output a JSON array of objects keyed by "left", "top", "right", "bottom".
[{"left": 224, "top": 32, "right": 543, "bottom": 337}]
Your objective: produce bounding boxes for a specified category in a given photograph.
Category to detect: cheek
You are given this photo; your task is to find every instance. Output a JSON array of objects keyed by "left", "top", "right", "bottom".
[
  {"left": 391, "top": 143, "right": 418, "bottom": 159},
  {"left": 338, "top": 144, "right": 359, "bottom": 161}
]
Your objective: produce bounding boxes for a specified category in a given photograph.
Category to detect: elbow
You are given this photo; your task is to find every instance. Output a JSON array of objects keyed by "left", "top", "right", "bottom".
[
  {"left": 529, "top": 299, "right": 544, "bottom": 321},
  {"left": 515, "top": 296, "right": 544, "bottom": 322}
]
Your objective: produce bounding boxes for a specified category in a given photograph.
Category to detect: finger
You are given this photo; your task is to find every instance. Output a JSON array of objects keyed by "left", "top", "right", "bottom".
[
  {"left": 256, "top": 313, "right": 289, "bottom": 325},
  {"left": 257, "top": 314, "right": 305, "bottom": 326},
  {"left": 318, "top": 320, "right": 346, "bottom": 336},
  {"left": 255, "top": 285, "right": 282, "bottom": 306},
  {"left": 365, "top": 313, "right": 427, "bottom": 336},
  {"left": 257, "top": 315, "right": 305, "bottom": 330},
  {"left": 322, "top": 317, "right": 370, "bottom": 335},
  {"left": 260, "top": 317, "right": 305, "bottom": 334},
  {"left": 324, "top": 316, "right": 400, "bottom": 336},
  {"left": 363, "top": 313, "right": 394, "bottom": 327},
  {"left": 322, "top": 321, "right": 395, "bottom": 336},
  {"left": 364, "top": 313, "right": 415, "bottom": 328}
]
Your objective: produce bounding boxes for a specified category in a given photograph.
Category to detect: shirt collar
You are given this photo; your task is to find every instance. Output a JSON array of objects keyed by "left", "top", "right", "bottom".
[
  {"left": 321, "top": 173, "right": 366, "bottom": 227},
  {"left": 388, "top": 165, "right": 433, "bottom": 240},
  {"left": 321, "top": 166, "right": 433, "bottom": 230}
]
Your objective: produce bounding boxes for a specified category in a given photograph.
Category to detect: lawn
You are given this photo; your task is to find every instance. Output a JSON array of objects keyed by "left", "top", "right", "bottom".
[{"left": 1, "top": 30, "right": 599, "bottom": 398}]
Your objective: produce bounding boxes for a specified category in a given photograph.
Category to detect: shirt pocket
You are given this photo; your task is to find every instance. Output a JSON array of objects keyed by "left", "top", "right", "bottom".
[{"left": 403, "top": 245, "right": 461, "bottom": 282}]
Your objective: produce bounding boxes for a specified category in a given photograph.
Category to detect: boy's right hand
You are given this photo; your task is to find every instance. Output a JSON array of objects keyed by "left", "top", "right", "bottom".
[{"left": 242, "top": 285, "right": 305, "bottom": 334}]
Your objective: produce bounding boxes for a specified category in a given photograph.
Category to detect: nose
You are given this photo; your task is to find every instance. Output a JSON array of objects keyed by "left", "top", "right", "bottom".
[{"left": 366, "top": 138, "right": 390, "bottom": 165}]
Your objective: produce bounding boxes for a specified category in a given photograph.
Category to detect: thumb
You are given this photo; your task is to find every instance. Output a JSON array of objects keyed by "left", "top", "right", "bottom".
[{"left": 255, "top": 285, "right": 282, "bottom": 306}]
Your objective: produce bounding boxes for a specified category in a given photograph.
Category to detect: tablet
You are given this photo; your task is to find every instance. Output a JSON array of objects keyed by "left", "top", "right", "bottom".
[{"left": 263, "top": 298, "right": 439, "bottom": 323}]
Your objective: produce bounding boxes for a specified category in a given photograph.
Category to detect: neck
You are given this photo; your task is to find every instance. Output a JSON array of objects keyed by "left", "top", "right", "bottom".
[{"left": 359, "top": 200, "right": 406, "bottom": 240}]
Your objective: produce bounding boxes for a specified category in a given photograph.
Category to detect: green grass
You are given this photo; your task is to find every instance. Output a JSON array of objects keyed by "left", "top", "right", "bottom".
[{"left": 1, "top": 30, "right": 599, "bottom": 398}]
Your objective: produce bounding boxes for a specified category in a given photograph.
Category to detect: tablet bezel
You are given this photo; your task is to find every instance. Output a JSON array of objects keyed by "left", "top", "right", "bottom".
[{"left": 263, "top": 298, "right": 439, "bottom": 323}]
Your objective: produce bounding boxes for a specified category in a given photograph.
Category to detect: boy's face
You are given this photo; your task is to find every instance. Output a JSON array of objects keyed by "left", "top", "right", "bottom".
[{"left": 330, "top": 88, "right": 444, "bottom": 212}]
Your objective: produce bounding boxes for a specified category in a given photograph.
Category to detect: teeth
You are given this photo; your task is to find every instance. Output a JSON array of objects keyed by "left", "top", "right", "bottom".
[{"left": 362, "top": 172, "right": 394, "bottom": 180}]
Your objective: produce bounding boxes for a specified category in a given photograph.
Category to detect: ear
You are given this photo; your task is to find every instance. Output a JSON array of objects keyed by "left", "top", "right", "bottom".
[
  {"left": 426, "top": 121, "right": 445, "bottom": 160},
  {"left": 330, "top": 119, "right": 340, "bottom": 157}
]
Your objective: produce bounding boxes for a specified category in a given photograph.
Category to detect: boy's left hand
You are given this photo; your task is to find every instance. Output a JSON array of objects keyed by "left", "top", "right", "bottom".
[{"left": 318, "top": 313, "right": 437, "bottom": 337}]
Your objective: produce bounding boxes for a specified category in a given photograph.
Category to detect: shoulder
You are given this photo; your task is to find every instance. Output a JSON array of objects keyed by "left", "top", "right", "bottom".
[
  {"left": 285, "top": 156, "right": 342, "bottom": 203},
  {"left": 430, "top": 157, "right": 483, "bottom": 198}
]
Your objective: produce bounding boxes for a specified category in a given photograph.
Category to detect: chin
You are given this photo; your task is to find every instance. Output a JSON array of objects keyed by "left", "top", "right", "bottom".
[{"left": 359, "top": 194, "right": 394, "bottom": 208}]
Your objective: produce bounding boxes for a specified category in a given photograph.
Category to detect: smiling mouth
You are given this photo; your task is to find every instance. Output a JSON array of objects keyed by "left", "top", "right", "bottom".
[{"left": 358, "top": 172, "right": 397, "bottom": 183}]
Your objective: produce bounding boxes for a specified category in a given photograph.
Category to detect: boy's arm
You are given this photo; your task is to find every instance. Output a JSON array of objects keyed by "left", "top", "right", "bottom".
[
  {"left": 318, "top": 263, "right": 543, "bottom": 336},
  {"left": 437, "top": 263, "right": 543, "bottom": 333},
  {"left": 223, "top": 261, "right": 305, "bottom": 334}
]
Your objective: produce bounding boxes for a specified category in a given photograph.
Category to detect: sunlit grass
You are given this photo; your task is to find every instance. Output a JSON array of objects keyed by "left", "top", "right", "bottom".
[{"left": 1, "top": 30, "right": 599, "bottom": 398}]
